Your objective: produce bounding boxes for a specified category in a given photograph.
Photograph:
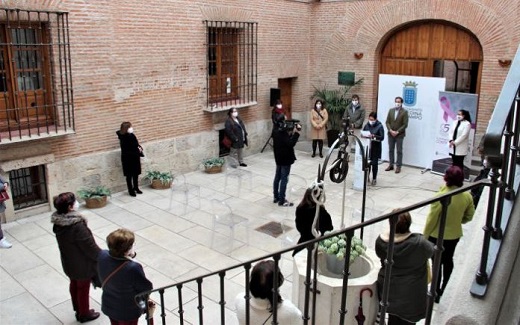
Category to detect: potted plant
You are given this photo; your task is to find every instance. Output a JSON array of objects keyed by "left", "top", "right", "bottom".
[
  {"left": 77, "top": 186, "right": 111, "bottom": 209},
  {"left": 144, "top": 170, "right": 174, "bottom": 189},
  {"left": 318, "top": 233, "right": 366, "bottom": 275},
  {"left": 202, "top": 157, "right": 225, "bottom": 174},
  {"left": 311, "top": 79, "right": 363, "bottom": 147}
]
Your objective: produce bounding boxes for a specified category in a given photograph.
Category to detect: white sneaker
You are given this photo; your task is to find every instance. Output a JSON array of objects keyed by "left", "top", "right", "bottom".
[{"left": 0, "top": 238, "right": 13, "bottom": 248}]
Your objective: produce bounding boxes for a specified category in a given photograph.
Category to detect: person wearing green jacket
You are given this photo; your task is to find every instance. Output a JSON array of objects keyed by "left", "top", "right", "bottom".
[{"left": 423, "top": 165, "right": 475, "bottom": 303}]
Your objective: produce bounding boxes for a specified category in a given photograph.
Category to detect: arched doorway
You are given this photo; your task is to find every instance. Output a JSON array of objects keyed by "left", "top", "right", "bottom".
[{"left": 380, "top": 20, "right": 483, "bottom": 94}]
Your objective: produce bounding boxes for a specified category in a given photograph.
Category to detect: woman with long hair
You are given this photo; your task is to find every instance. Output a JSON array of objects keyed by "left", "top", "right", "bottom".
[
  {"left": 423, "top": 165, "right": 475, "bottom": 303},
  {"left": 310, "top": 99, "right": 328, "bottom": 158},
  {"left": 449, "top": 109, "right": 472, "bottom": 171}
]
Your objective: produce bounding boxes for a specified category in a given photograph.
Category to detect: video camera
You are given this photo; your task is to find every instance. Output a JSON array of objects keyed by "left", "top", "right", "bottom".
[{"left": 278, "top": 118, "right": 302, "bottom": 131}]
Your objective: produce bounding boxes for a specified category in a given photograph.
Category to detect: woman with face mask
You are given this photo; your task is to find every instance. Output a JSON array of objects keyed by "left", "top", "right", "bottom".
[
  {"left": 51, "top": 192, "right": 101, "bottom": 323},
  {"left": 116, "top": 122, "right": 143, "bottom": 196},
  {"left": 225, "top": 108, "right": 249, "bottom": 167},
  {"left": 448, "top": 109, "right": 472, "bottom": 171},
  {"left": 363, "top": 112, "right": 385, "bottom": 185},
  {"left": 98, "top": 228, "right": 153, "bottom": 325},
  {"left": 271, "top": 99, "right": 286, "bottom": 133},
  {"left": 310, "top": 100, "right": 328, "bottom": 158}
]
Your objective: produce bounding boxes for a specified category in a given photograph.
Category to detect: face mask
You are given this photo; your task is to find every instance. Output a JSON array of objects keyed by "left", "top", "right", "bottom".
[
  {"left": 73, "top": 200, "right": 80, "bottom": 211},
  {"left": 126, "top": 245, "right": 136, "bottom": 259},
  {"left": 352, "top": 100, "right": 358, "bottom": 106},
  {"left": 127, "top": 127, "right": 134, "bottom": 134},
  {"left": 276, "top": 104, "right": 282, "bottom": 109},
  {"left": 232, "top": 112, "right": 238, "bottom": 117},
  {"left": 395, "top": 103, "right": 402, "bottom": 108},
  {"left": 369, "top": 120, "right": 375, "bottom": 125},
  {"left": 457, "top": 115, "right": 463, "bottom": 121},
  {"left": 316, "top": 104, "right": 322, "bottom": 109}
]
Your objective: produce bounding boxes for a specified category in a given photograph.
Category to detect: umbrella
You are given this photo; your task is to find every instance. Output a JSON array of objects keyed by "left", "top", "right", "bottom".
[{"left": 354, "top": 287, "right": 373, "bottom": 325}]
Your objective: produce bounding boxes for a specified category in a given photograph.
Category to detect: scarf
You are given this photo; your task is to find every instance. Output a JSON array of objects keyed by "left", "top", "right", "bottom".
[{"left": 51, "top": 210, "right": 87, "bottom": 227}]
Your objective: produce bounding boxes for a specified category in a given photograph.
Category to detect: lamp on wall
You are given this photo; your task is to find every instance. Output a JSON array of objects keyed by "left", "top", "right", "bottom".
[
  {"left": 498, "top": 59, "right": 512, "bottom": 67},
  {"left": 354, "top": 53, "right": 364, "bottom": 60}
]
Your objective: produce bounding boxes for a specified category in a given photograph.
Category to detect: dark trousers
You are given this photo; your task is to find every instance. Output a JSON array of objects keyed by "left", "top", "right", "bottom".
[
  {"left": 110, "top": 319, "right": 139, "bottom": 325},
  {"left": 428, "top": 236, "right": 460, "bottom": 294},
  {"left": 312, "top": 139, "right": 323, "bottom": 155},
  {"left": 69, "top": 278, "right": 91, "bottom": 316},
  {"left": 273, "top": 165, "right": 291, "bottom": 202},
  {"left": 388, "top": 314, "right": 415, "bottom": 325},
  {"left": 388, "top": 136, "right": 404, "bottom": 167},
  {"left": 451, "top": 154, "right": 465, "bottom": 171},
  {"left": 370, "top": 159, "right": 379, "bottom": 180},
  {"left": 126, "top": 174, "right": 139, "bottom": 193}
]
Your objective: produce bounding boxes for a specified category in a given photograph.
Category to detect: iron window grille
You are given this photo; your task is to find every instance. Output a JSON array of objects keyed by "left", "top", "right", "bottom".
[
  {"left": 0, "top": 8, "right": 74, "bottom": 143},
  {"left": 8, "top": 165, "right": 48, "bottom": 210},
  {"left": 205, "top": 21, "right": 257, "bottom": 109}
]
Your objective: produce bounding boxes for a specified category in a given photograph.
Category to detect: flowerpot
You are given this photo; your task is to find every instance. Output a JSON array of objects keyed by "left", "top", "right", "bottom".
[
  {"left": 151, "top": 179, "right": 172, "bottom": 189},
  {"left": 325, "top": 254, "right": 346, "bottom": 275},
  {"left": 84, "top": 196, "right": 107, "bottom": 209},
  {"left": 205, "top": 166, "right": 223, "bottom": 174}
]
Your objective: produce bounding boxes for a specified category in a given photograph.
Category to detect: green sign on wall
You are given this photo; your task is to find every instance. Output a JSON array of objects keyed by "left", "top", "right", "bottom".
[{"left": 338, "top": 71, "right": 355, "bottom": 86}]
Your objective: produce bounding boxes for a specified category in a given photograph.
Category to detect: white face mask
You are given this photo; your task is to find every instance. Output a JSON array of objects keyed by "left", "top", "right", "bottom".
[
  {"left": 352, "top": 100, "right": 358, "bottom": 106},
  {"left": 232, "top": 112, "right": 238, "bottom": 118},
  {"left": 369, "top": 120, "right": 375, "bottom": 125},
  {"left": 127, "top": 127, "right": 134, "bottom": 134},
  {"left": 395, "top": 103, "right": 402, "bottom": 108},
  {"left": 126, "top": 244, "right": 136, "bottom": 259},
  {"left": 276, "top": 104, "right": 282, "bottom": 109},
  {"left": 73, "top": 200, "right": 80, "bottom": 211},
  {"left": 457, "top": 115, "right": 463, "bottom": 121},
  {"left": 316, "top": 104, "right": 322, "bottom": 109}
]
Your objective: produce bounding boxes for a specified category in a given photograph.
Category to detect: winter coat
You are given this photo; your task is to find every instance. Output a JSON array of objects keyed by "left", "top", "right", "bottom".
[
  {"left": 0, "top": 176, "right": 7, "bottom": 213},
  {"left": 225, "top": 117, "right": 248, "bottom": 149},
  {"left": 342, "top": 103, "right": 366, "bottom": 129},
  {"left": 271, "top": 108, "right": 285, "bottom": 133},
  {"left": 51, "top": 211, "right": 101, "bottom": 280},
  {"left": 310, "top": 108, "right": 328, "bottom": 140},
  {"left": 273, "top": 129, "right": 299, "bottom": 166},
  {"left": 385, "top": 107, "right": 409, "bottom": 137},
  {"left": 235, "top": 294, "right": 302, "bottom": 325},
  {"left": 293, "top": 204, "right": 333, "bottom": 256},
  {"left": 116, "top": 130, "right": 142, "bottom": 176},
  {"left": 98, "top": 250, "right": 153, "bottom": 322},
  {"left": 363, "top": 120, "right": 385, "bottom": 160},
  {"left": 375, "top": 232, "right": 434, "bottom": 323},
  {"left": 423, "top": 185, "right": 475, "bottom": 240},
  {"left": 449, "top": 119, "right": 471, "bottom": 156}
]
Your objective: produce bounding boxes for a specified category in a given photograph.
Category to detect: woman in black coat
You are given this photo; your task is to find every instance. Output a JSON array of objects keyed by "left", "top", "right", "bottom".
[
  {"left": 116, "top": 122, "right": 143, "bottom": 197},
  {"left": 293, "top": 187, "right": 333, "bottom": 256},
  {"left": 225, "top": 108, "right": 248, "bottom": 167},
  {"left": 51, "top": 192, "right": 101, "bottom": 323},
  {"left": 362, "top": 112, "right": 385, "bottom": 186},
  {"left": 98, "top": 228, "right": 153, "bottom": 325}
]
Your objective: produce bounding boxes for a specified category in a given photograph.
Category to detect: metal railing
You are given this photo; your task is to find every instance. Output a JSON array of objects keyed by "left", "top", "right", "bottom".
[{"left": 137, "top": 44, "right": 520, "bottom": 325}]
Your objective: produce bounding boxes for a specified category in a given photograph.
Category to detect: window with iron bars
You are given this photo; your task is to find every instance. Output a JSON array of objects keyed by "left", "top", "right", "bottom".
[
  {"left": 8, "top": 165, "right": 48, "bottom": 210},
  {"left": 0, "top": 8, "right": 74, "bottom": 143},
  {"left": 205, "top": 21, "right": 257, "bottom": 109}
]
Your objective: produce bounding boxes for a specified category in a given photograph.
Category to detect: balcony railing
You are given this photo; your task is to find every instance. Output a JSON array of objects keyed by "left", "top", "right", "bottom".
[{"left": 137, "top": 45, "right": 520, "bottom": 325}]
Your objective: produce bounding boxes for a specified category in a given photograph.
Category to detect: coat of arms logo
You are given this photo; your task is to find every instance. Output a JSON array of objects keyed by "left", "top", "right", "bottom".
[{"left": 402, "top": 81, "right": 418, "bottom": 107}]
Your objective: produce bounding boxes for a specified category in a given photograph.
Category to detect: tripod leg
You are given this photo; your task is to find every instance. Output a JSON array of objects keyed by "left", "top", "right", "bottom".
[{"left": 261, "top": 135, "right": 273, "bottom": 153}]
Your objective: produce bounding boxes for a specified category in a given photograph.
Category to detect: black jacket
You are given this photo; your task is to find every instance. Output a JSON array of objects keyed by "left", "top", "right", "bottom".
[
  {"left": 225, "top": 117, "right": 248, "bottom": 149},
  {"left": 273, "top": 129, "right": 299, "bottom": 166},
  {"left": 362, "top": 120, "right": 385, "bottom": 160},
  {"left": 116, "top": 131, "right": 141, "bottom": 176},
  {"left": 293, "top": 205, "right": 333, "bottom": 256}
]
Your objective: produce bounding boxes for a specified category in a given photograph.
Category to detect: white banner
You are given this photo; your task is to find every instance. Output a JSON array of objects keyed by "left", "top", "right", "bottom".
[
  {"left": 377, "top": 75, "right": 446, "bottom": 169},
  {"left": 431, "top": 91, "right": 478, "bottom": 177}
]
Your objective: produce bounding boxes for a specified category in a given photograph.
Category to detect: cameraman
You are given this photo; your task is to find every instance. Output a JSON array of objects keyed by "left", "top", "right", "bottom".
[{"left": 272, "top": 119, "right": 301, "bottom": 207}]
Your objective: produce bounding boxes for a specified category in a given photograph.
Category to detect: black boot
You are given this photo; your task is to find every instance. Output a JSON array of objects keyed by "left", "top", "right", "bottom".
[{"left": 126, "top": 176, "right": 136, "bottom": 197}]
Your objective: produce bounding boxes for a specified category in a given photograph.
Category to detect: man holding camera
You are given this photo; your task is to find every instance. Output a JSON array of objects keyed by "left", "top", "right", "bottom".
[{"left": 272, "top": 118, "right": 301, "bottom": 207}]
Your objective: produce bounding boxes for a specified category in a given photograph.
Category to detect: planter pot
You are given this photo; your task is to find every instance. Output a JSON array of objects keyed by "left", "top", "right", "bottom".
[
  {"left": 327, "top": 129, "right": 340, "bottom": 148},
  {"left": 204, "top": 166, "right": 223, "bottom": 174},
  {"left": 151, "top": 179, "right": 172, "bottom": 189},
  {"left": 84, "top": 196, "right": 108, "bottom": 209},
  {"left": 325, "top": 254, "right": 345, "bottom": 275}
]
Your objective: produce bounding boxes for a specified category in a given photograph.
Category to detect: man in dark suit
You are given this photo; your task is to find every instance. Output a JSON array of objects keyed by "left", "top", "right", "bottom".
[{"left": 385, "top": 96, "right": 409, "bottom": 174}]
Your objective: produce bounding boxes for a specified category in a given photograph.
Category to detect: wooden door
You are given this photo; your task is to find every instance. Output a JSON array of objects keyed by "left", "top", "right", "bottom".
[
  {"left": 380, "top": 21, "right": 482, "bottom": 77},
  {"left": 278, "top": 78, "right": 293, "bottom": 119}
]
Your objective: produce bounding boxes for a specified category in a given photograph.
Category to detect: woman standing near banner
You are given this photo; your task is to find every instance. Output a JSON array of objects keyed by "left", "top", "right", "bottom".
[{"left": 448, "top": 109, "right": 471, "bottom": 171}]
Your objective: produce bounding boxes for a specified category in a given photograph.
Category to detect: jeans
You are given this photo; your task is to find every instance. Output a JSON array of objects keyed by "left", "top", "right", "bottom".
[
  {"left": 273, "top": 165, "right": 291, "bottom": 202},
  {"left": 388, "top": 135, "right": 404, "bottom": 167}
]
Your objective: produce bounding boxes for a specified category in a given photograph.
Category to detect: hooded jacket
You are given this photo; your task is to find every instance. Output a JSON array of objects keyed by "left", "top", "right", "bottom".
[
  {"left": 51, "top": 211, "right": 100, "bottom": 280},
  {"left": 375, "top": 232, "right": 434, "bottom": 322}
]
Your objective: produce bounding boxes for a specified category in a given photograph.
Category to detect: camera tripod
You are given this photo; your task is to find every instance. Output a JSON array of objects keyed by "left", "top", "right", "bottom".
[{"left": 261, "top": 130, "right": 273, "bottom": 153}]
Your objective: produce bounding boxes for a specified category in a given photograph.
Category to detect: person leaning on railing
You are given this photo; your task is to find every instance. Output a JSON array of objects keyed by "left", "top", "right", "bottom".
[
  {"left": 423, "top": 165, "right": 475, "bottom": 303},
  {"left": 234, "top": 260, "right": 302, "bottom": 325},
  {"left": 375, "top": 211, "right": 434, "bottom": 325}
]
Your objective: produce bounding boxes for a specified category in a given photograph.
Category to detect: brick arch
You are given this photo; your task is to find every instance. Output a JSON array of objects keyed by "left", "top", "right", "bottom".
[
  {"left": 199, "top": 5, "right": 254, "bottom": 22},
  {"left": 355, "top": 0, "right": 508, "bottom": 56}
]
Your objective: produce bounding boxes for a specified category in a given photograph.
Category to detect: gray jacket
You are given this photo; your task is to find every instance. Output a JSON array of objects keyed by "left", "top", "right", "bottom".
[{"left": 343, "top": 103, "right": 366, "bottom": 129}]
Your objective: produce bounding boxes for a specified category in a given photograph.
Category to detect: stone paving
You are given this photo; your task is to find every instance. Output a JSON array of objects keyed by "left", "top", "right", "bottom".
[{"left": 0, "top": 142, "right": 453, "bottom": 324}]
